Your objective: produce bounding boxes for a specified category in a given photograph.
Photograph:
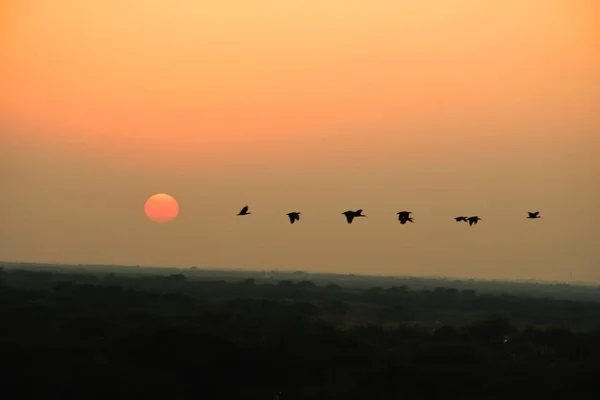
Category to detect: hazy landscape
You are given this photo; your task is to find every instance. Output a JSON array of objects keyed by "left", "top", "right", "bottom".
[
  {"left": 2, "top": 0, "right": 598, "bottom": 398},
  {"left": 3, "top": 262, "right": 600, "bottom": 398}
]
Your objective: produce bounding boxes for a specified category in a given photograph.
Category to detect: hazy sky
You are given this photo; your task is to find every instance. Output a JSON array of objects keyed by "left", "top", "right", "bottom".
[{"left": 1, "top": 0, "right": 599, "bottom": 281}]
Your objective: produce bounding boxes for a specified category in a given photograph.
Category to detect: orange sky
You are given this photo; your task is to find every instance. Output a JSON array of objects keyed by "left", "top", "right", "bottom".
[{"left": 1, "top": 0, "right": 599, "bottom": 281}]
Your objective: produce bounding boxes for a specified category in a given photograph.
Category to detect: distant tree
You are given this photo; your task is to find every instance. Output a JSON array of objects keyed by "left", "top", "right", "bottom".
[
  {"left": 386, "top": 285, "right": 408, "bottom": 293},
  {"left": 537, "top": 327, "right": 577, "bottom": 356},
  {"left": 431, "top": 325, "right": 460, "bottom": 341},
  {"left": 104, "top": 285, "right": 124, "bottom": 295},
  {"left": 464, "top": 318, "right": 517, "bottom": 343},
  {"left": 168, "top": 273, "right": 187, "bottom": 282},
  {"left": 242, "top": 278, "right": 255, "bottom": 285},
  {"left": 324, "top": 300, "right": 350, "bottom": 316},
  {"left": 296, "top": 301, "right": 320, "bottom": 317},
  {"left": 383, "top": 305, "right": 416, "bottom": 321},
  {"left": 296, "top": 281, "right": 316, "bottom": 289},
  {"left": 53, "top": 280, "right": 74, "bottom": 293},
  {"left": 325, "top": 283, "right": 341, "bottom": 292}
]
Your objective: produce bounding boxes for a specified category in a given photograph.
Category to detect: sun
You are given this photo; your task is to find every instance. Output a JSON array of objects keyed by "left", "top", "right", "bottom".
[{"left": 144, "top": 193, "right": 179, "bottom": 223}]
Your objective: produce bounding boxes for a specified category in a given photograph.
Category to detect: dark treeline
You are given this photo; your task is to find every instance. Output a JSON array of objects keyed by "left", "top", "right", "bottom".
[
  {"left": 2, "top": 266, "right": 600, "bottom": 398},
  {"left": 5, "top": 261, "right": 600, "bottom": 303}
]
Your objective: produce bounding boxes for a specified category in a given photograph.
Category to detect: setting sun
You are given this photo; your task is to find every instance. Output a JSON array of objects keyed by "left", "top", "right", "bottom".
[{"left": 144, "top": 193, "right": 179, "bottom": 223}]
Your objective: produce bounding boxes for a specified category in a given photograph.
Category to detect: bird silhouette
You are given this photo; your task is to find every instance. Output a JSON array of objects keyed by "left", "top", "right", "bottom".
[
  {"left": 342, "top": 211, "right": 355, "bottom": 224},
  {"left": 286, "top": 212, "right": 301, "bottom": 224},
  {"left": 467, "top": 216, "right": 482, "bottom": 226},
  {"left": 397, "top": 211, "right": 413, "bottom": 224},
  {"left": 342, "top": 209, "right": 367, "bottom": 224},
  {"left": 454, "top": 216, "right": 468, "bottom": 222},
  {"left": 237, "top": 205, "right": 251, "bottom": 216},
  {"left": 527, "top": 211, "right": 541, "bottom": 219}
]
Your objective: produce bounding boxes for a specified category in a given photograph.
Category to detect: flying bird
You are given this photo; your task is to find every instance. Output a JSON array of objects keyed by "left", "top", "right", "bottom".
[
  {"left": 527, "top": 211, "right": 541, "bottom": 219},
  {"left": 467, "top": 216, "right": 482, "bottom": 226},
  {"left": 454, "top": 216, "right": 468, "bottom": 222},
  {"left": 237, "top": 205, "right": 251, "bottom": 216},
  {"left": 286, "top": 212, "right": 302, "bottom": 224},
  {"left": 342, "top": 211, "right": 355, "bottom": 224},
  {"left": 342, "top": 209, "right": 367, "bottom": 224},
  {"left": 397, "top": 211, "right": 414, "bottom": 224}
]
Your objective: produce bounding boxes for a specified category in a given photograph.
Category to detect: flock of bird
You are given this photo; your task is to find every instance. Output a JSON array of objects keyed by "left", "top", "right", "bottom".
[{"left": 236, "top": 206, "right": 542, "bottom": 226}]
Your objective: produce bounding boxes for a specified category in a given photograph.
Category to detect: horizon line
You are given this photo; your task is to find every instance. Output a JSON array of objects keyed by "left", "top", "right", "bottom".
[{"left": 0, "top": 260, "right": 591, "bottom": 287}]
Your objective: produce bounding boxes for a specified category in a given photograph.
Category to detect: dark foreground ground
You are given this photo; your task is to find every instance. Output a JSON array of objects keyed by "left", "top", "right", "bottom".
[{"left": 1, "top": 263, "right": 600, "bottom": 399}]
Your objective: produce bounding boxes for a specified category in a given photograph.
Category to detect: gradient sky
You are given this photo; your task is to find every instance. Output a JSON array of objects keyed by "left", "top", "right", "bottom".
[{"left": 1, "top": 0, "right": 599, "bottom": 281}]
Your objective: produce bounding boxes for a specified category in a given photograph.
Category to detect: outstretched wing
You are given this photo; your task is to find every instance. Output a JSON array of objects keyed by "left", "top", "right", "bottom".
[
  {"left": 345, "top": 213, "right": 354, "bottom": 224},
  {"left": 239, "top": 205, "right": 249, "bottom": 214},
  {"left": 355, "top": 209, "right": 363, "bottom": 216},
  {"left": 287, "top": 214, "right": 295, "bottom": 224}
]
